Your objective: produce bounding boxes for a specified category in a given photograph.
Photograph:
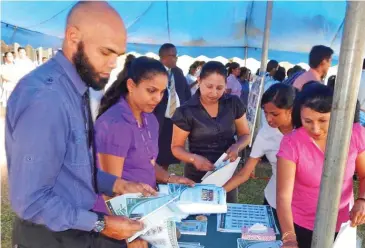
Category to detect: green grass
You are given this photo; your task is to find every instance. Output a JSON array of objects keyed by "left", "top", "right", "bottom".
[
  {"left": 1, "top": 164, "right": 364, "bottom": 247},
  {"left": 1, "top": 167, "right": 14, "bottom": 248}
]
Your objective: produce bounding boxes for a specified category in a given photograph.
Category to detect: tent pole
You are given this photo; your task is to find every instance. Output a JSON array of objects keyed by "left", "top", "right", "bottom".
[
  {"left": 311, "top": 2, "right": 365, "bottom": 248},
  {"left": 258, "top": 1, "right": 272, "bottom": 75},
  {"left": 254, "top": 0, "right": 273, "bottom": 137},
  {"left": 244, "top": 46, "right": 248, "bottom": 66}
]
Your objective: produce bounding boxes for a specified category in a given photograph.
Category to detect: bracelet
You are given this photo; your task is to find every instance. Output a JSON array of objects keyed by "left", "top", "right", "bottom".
[
  {"left": 189, "top": 154, "right": 196, "bottom": 163},
  {"left": 167, "top": 173, "right": 175, "bottom": 184},
  {"left": 282, "top": 231, "right": 296, "bottom": 241}
]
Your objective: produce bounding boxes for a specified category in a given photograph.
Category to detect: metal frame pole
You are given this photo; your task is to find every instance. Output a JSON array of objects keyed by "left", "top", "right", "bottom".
[
  {"left": 259, "top": 1, "right": 272, "bottom": 75},
  {"left": 254, "top": 0, "right": 273, "bottom": 137},
  {"left": 311, "top": 2, "right": 365, "bottom": 248}
]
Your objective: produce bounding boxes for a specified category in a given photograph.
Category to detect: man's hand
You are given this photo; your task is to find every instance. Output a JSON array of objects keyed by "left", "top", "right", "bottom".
[
  {"left": 127, "top": 239, "right": 148, "bottom": 248},
  {"left": 113, "top": 178, "right": 157, "bottom": 196},
  {"left": 168, "top": 175, "right": 195, "bottom": 187},
  {"left": 101, "top": 215, "right": 144, "bottom": 240}
]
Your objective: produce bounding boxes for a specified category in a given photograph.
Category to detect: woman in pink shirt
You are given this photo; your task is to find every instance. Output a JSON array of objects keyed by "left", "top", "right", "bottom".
[{"left": 276, "top": 83, "right": 365, "bottom": 248}]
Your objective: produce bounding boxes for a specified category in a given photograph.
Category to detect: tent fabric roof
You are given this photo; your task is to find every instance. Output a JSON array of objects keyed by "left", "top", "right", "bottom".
[{"left": 1, "top": 1, "right": 346, "bottom": 64}]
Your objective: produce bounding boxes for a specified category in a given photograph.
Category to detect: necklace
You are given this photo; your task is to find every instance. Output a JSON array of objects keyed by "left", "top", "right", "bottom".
[{"left": 136, "top": 114, "right": 156, "bottom": 166}]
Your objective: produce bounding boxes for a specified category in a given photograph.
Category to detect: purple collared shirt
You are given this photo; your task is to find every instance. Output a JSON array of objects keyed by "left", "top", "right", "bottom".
[
  {"left": 5, "top": 51, "right": 117, "bottom": 232},
  {"left": 93, "top": 97, "right": 159, "bottom": 213}
]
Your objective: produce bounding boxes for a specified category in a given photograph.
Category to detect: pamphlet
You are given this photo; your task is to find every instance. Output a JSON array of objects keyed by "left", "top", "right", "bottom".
[
  {"left": 176, "top": 220, "right": 208, "bottom": 236},
  {"left": 217, "top": 204, "right": 279, "bottom": 235},
  {"left": 178, "top": 242, "right": 205, "bottom": 248},
  {"left": 237, "top": 238, "right": 282, "bottom": 248},
  {"left": 201, "top": 153, "right": 240, "bottom": 187},
  {"left": 158, "top": 183, "right": 227, "bottom": 214}
]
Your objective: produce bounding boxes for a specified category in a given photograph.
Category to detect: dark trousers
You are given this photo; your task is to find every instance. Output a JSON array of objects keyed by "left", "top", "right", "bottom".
[
  {"left": 293, "top": 223, "right": 338, "bottom": 248},
  {"left": 157, "top": 118, "right": 179, "bottom": 167},
  {"left": 13, "top": 217, "right": 127, "bottom": 248},
  {"left": 184, "top": 164, "right": 238, "bottom": 203}
]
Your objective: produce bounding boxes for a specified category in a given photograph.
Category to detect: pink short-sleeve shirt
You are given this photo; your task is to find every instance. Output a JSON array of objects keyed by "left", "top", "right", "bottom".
[{"left": 277, "top": 123, "right": 365, "bottom": 232}]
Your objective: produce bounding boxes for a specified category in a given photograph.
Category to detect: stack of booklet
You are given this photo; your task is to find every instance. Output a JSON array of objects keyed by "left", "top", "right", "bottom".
[{"left": 106, "top": 183, "right": 227, "bottom": 247}]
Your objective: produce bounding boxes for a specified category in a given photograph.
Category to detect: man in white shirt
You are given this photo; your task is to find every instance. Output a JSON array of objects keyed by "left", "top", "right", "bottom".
[
  {"left": 263, "top": 60, "right": 279, "bottom": 93},
  {"left": 15, "top": 47, "right": 36, "bottom": 79},
  {"left": 154, "top": 43, "right": 191, "bottom": 170},
  {"left": 359, "top": 59, "right": 365, "bottom": 125}
]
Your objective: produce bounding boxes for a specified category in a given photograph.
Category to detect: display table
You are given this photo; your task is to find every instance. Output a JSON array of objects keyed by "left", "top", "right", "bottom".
[
  {"left": 179, "top": 204, "right": 281, "bottom": 248},
  {"left": 179, "top": 214, "right": 241, "bottom": 248}
]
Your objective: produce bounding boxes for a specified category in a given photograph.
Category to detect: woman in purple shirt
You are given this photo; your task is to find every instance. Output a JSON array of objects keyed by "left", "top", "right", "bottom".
[{"left": 93, "top": 56, "right": 194, "bottom": 215}]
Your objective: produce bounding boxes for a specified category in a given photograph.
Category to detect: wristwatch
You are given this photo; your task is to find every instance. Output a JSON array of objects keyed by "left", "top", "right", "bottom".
[{"left": 93, "top": 213, "right": 106, "bottom": 233}]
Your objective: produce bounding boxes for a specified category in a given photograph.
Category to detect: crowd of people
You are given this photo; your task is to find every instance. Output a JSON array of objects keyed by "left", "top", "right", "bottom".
[
  {"left": 0, "top": 47, "right": 47, "bottom": 107},
  {"left": 3, "top": 2, "right": 365, "bottom": 248}
]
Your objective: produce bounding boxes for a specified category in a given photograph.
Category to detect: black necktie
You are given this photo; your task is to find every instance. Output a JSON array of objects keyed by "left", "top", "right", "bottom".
[{"left": 83, "top": 90, "right": 97, "bottom": 192}]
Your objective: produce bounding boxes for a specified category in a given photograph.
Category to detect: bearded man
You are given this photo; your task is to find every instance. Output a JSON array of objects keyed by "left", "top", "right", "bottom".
[{"left": 6, "top": 2, "right": 156, "bottom": 248}]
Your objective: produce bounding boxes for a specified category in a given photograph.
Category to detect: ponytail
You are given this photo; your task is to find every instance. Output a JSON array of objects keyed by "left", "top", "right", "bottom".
[
  {"left": 97, "top": 55, "right": 168, "bottom": 119},
  {"left": 97, "top": 55, "right": 135, "bottom": 118}
]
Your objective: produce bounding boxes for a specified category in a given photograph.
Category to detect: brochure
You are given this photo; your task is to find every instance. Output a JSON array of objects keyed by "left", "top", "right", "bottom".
[
  {"left": 176, "top": 220, "right": 208, "bottom": 236},
  {"left": 217, "top": 204, "right": 279, "bottom": 235},
  {"left": 237, "top": 239, "right": 282, "bottom": 248},
  {"left": 159, "top": 183, "right": 227, "bottom": 214}
]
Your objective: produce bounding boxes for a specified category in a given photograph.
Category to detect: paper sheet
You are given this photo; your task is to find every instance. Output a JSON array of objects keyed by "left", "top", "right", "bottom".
[
  {"left": 201, "top": 153, "right": 240, "bottom": 187},
  {"left": 333, "top": 221, "right": 357, "bottom": 248}
]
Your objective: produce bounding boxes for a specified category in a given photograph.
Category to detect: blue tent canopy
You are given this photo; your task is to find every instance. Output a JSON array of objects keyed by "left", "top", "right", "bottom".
[{"left": 1, "top": 1, "right": 346, "bottom": 64}]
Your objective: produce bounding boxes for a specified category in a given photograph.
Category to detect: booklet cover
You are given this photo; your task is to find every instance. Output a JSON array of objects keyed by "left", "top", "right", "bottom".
[
  {"left": 176, "top": 220, "right": 208, "bottom": 236},
  {"left": 201, "top": 153, "right": 241, "bottom": 187},
  {"left": 217, "top": 204, "right": 279, "bottom": 235},
  {"left": 159, "top": 184, "right": 227, "bottom": 214},
  {"left": 237, "top": 239, "right": 282, "bottom": 248}
]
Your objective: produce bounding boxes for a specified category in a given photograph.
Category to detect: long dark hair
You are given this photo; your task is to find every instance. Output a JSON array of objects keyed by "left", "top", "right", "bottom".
[
  {"left": 226, "top": 62, "right": 240, "bottom": 75},
  {"left": 292, "top": 82, "right": 333, "bottom": 128},
  {"left": 98, "top": 55, "right": 168, "bottom": 118}
]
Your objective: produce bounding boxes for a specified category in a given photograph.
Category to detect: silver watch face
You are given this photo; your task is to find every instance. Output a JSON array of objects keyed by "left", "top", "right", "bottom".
[{"left": 93, "top": 220, "right": 105, "bottom": 232}]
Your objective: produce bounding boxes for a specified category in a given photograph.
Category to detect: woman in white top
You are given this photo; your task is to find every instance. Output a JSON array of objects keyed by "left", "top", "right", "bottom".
[
  {"left": 223, "top": 83, "right": 296, "bottom": 212},
  {"left": 186, "top": 61, "right": 204, "bottom": 96}
]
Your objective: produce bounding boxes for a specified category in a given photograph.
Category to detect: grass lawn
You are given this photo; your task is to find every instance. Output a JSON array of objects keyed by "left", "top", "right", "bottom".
[{"left": 1, "top": 163, "right": 364, "bottom": 247}]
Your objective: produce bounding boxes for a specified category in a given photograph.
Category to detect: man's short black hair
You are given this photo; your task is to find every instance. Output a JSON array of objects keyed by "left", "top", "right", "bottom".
[
  {"left": 309, "top": 45, "right": 334, "bottom": 69},
  {"left": 18, "top": 47, "right": 25, "bottom": 52},
  {"left": 158, "top": 43, "right": 176, "bottom": 57},
  {"left": 266, "top": 60, "right": 279, "bottom": 72}
]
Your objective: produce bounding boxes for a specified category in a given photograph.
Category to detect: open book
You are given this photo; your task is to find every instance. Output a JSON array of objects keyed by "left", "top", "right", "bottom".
[
  {"left": 106, "top": 184, "right": 227, "bottom": 243},
  {"left": 158, "top": 184, "right": 227, "bottom": 214},
  {"left": 106, "top": 193, "right": 187, "bottom": 242},
  {"left": 201, "top": 153, "right": 240, "bottom": 187}
]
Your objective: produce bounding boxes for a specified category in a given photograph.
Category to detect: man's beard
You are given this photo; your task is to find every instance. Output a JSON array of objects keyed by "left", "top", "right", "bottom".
[{"left": 73, "top": 42, "right": 109, "bottom": 91}]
